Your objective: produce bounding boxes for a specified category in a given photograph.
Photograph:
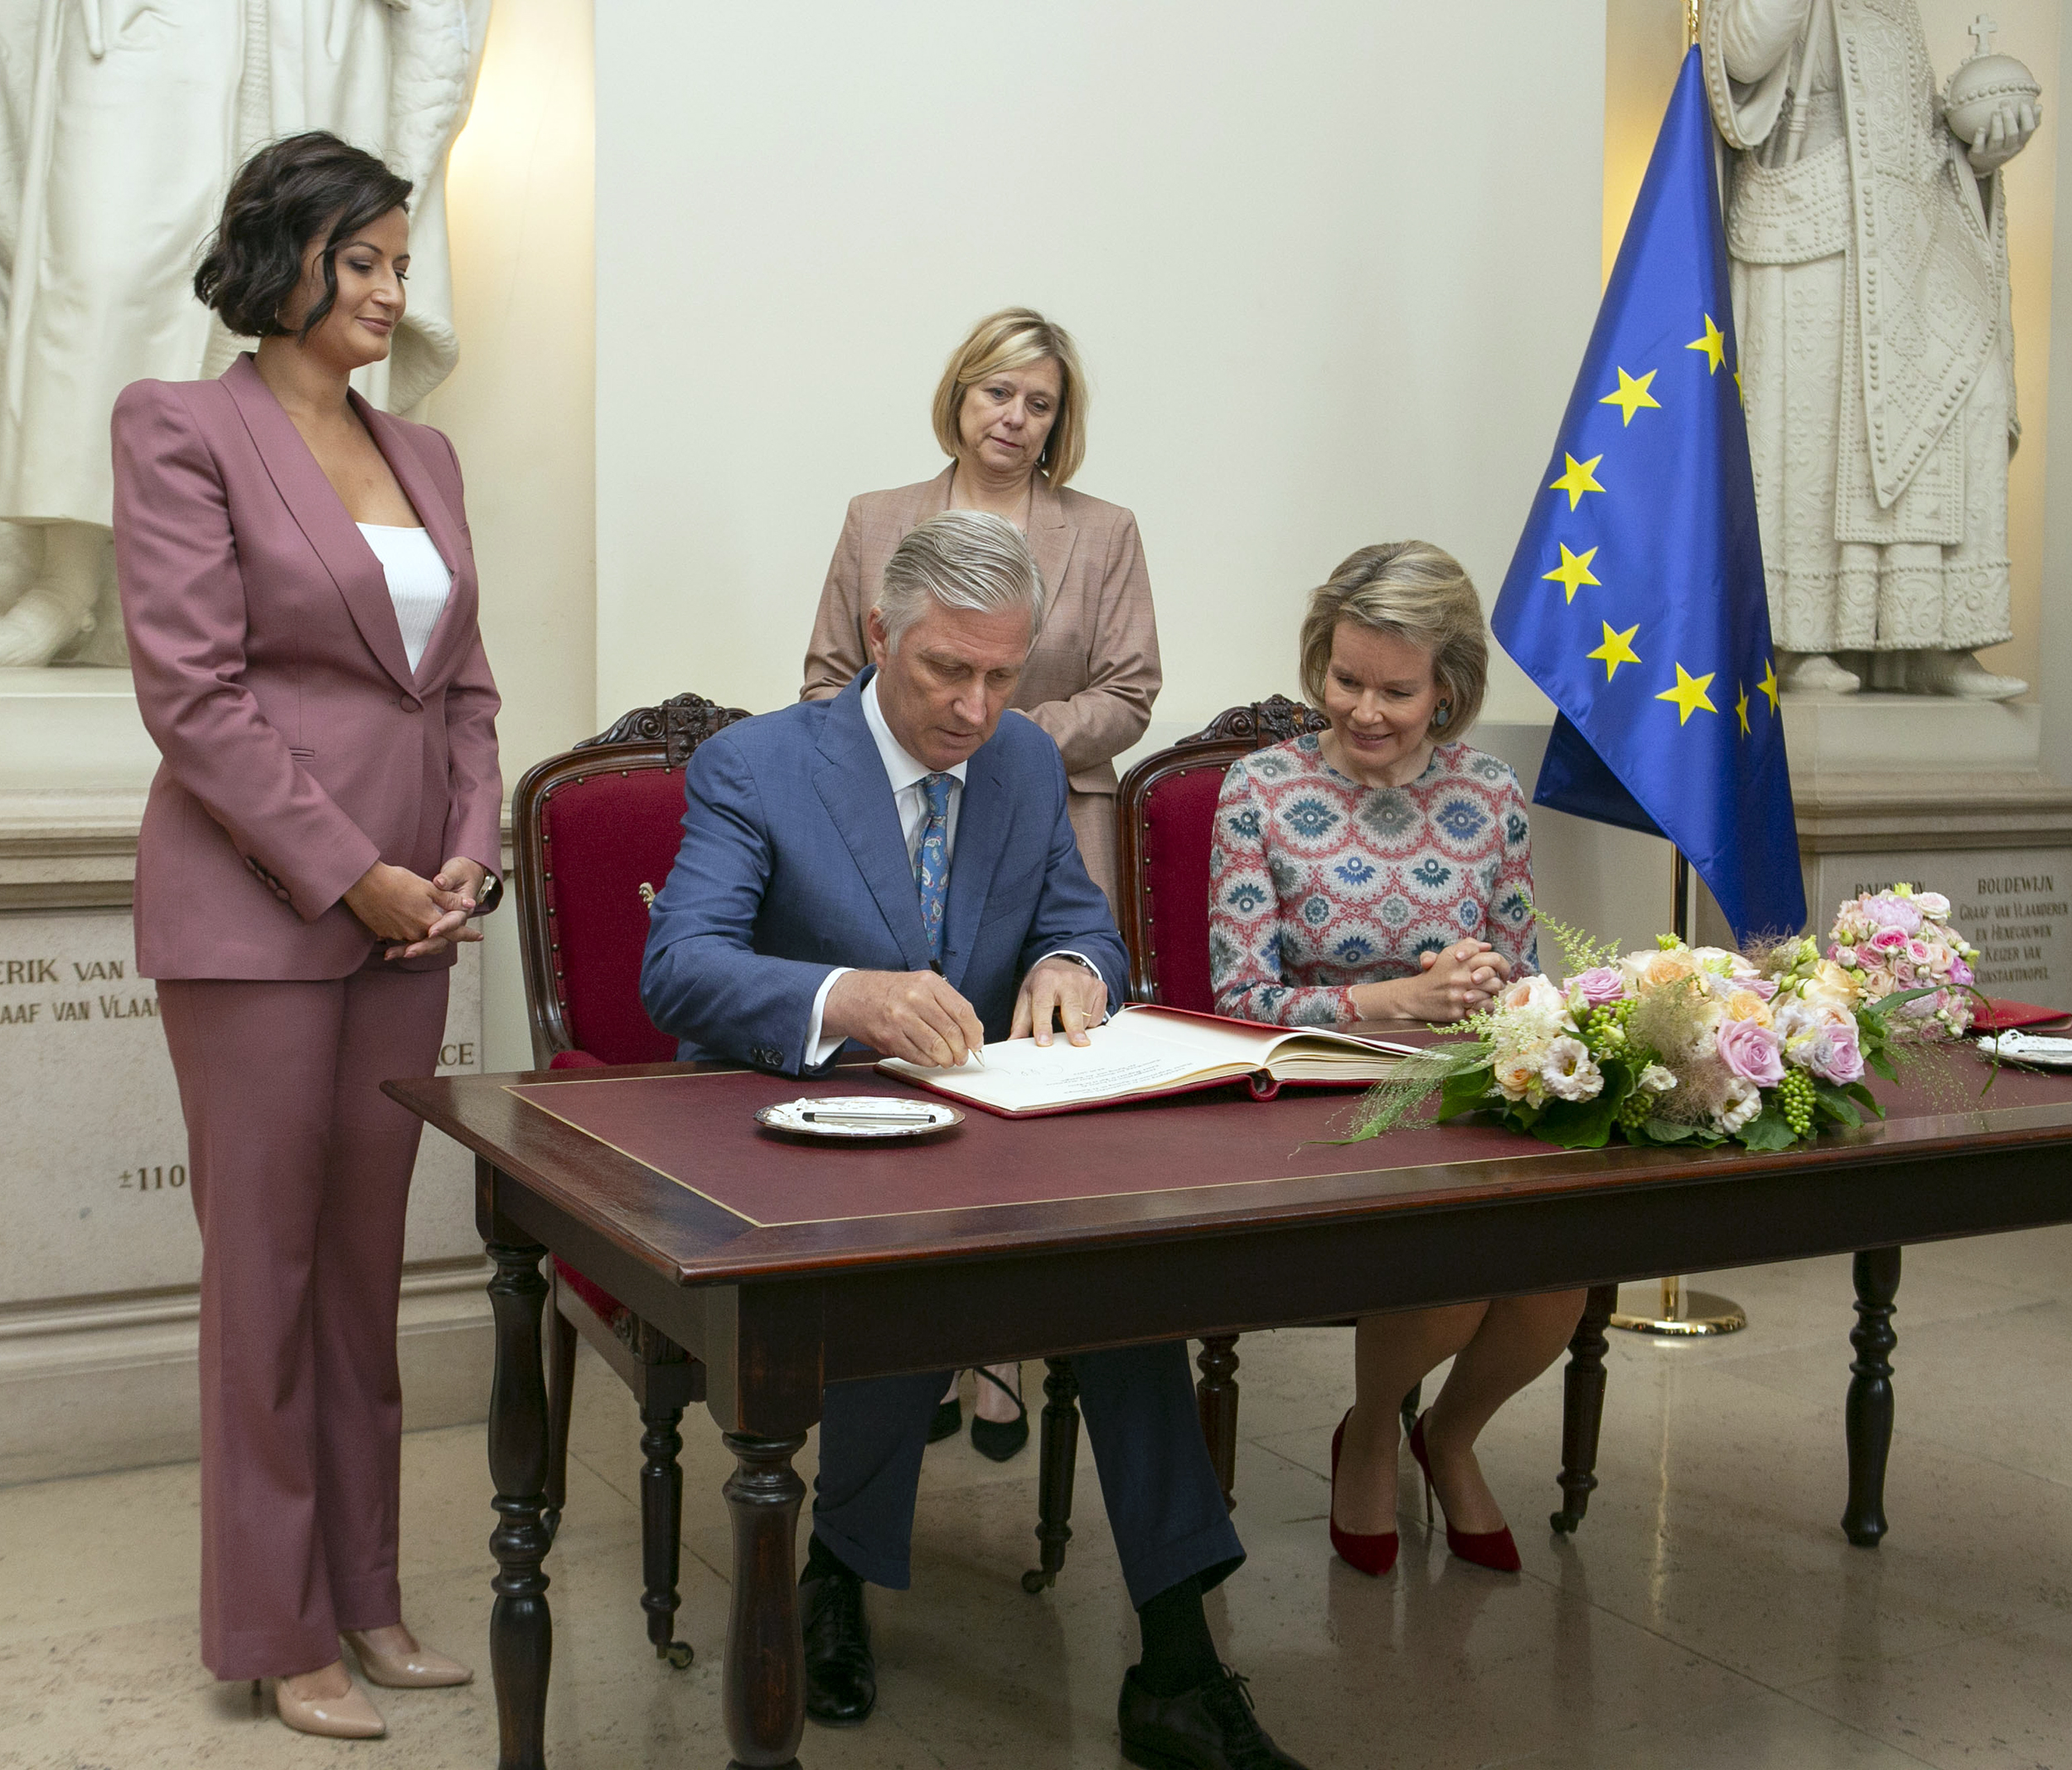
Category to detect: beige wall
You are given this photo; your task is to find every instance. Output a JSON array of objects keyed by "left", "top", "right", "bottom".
[
  {"left": 593, "top": 2, "right": 1606, "bottom": 741},
  {"left": 425, "top": 0, "right": 597, "bottom": 1070}
]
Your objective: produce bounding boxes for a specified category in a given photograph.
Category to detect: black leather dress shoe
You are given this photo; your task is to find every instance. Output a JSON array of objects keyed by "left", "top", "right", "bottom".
[
  {"left": 800, "top": 1568, "right": 875, "bottom": 1726},
  {"left": 1116, "top": 1665, "right": 1311, "bottom": 1769}
]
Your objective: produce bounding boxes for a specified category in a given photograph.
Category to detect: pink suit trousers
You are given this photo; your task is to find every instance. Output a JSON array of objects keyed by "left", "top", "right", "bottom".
[{"left": 159, "top": 965, "right": 450, "bottom": 1681}]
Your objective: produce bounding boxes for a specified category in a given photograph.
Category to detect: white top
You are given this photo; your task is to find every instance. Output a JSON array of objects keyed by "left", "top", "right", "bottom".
[
  {"left": 798, "top": 673, "right": 1101, "bottom": 1069},
  {"left": 358, "top": 523, "right": 452, "bottom": 674}
]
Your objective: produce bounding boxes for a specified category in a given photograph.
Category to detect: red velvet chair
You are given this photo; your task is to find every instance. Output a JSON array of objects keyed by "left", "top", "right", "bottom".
[
  {"left": 510, "top": 689, "right": 753, "bottom": 1666},
  {"left": 1114, "top": 697, "right": 1619, "bottom": 1531}
]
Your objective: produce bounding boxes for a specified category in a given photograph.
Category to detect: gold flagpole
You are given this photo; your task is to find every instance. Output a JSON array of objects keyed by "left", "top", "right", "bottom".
[
  {"left": 1609, "top": 849, "right": 1747, "bottom": 1335},
  {"left": 1605, "top": 0, "right": 1748, "bottom": 1341}
]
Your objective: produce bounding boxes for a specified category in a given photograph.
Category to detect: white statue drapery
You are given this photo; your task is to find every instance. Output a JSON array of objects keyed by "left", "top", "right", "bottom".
[
  {"left": 1702, "top": 0, "right": 2033, "bottom": 697},
  {"left": 0, "top": 0, "right": 487, "bottom": 666}
]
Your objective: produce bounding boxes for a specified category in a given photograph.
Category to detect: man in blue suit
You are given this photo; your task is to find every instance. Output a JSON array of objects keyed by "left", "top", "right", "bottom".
[{"left": 642, "top": 512, "right": 1310, "bottom": 1770}]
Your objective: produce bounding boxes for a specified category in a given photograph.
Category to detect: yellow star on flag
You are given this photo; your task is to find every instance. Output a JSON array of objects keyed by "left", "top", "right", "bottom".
[
  {"left": 1687, "top": 314, "right": 1726, "bottom": 375},
  {"left": 1656, "top": 663, "right": 1717, "bottom": 725},
  {"left": 1547, "top": 452, "right": 1605, "bottom": 510},
  {"left": 1542, "top": 544, "right": 1600, "bottom": 604},
  {"left": 1599, "top": 367, "right": 1661, "bottom": 426},
  {"left": 1587, "top": 621, "right": 1641, "bottom": 682},
  {"left": 1736, "top": 684, "right": 1751, "bottom": 736},
  {"left": 1757, "top": 658, "right": 1780, "bottom": 713}
]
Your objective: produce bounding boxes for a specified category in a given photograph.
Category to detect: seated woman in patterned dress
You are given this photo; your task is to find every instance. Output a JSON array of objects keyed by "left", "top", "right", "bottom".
[{"left": 1208, "top": 540, "right": 1588, "bottom": 1578}]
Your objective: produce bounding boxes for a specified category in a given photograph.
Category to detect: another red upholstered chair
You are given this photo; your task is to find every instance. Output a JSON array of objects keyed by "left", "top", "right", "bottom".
[
  {"left": 511, "top": 689, "right": 753, "bottom": 1666},
  {"left": 1114, "top": 697, "right": 1619, "bottom": 1531}
]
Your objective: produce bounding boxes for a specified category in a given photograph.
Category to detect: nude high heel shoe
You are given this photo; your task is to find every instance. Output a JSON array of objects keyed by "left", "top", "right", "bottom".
[
  {"left": 266, "top": 1672, "right": 388, "bottom": 1739},
  {"left": 343, "top": 1628, "right": 475, "bottom": 1688}
]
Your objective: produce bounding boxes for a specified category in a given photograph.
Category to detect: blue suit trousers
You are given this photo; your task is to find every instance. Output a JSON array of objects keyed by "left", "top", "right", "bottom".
[{"left": 811, "top": 1339, "right": 1243, "bottom": 1610}]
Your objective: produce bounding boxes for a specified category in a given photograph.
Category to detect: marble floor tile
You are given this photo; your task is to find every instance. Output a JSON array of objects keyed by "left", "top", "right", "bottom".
[
  {"left": 9, "top": 1240, "right": 2072, "bottom": 1768},
  {"left": 1789, "top": 1605, "right": 2072, "bottom": 1770}
]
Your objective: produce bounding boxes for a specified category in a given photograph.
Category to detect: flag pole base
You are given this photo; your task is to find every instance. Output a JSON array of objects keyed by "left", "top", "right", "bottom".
[{"left": 1609, "top": 1274, "right": 1747, "bottom": 1337}]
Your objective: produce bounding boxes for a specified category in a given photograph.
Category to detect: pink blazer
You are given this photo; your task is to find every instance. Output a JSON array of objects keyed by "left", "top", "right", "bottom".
[{"left": 112, "top": 354, "right": 502, "bottom": 981}]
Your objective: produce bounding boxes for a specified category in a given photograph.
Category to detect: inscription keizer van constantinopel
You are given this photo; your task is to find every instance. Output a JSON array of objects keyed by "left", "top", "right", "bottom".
[
  {"left": 0, "top": 910, "right": 486, "bottom": 1309},
  {"left": 1812, "top": 851, "right": 2072, "bottom": 1002}
]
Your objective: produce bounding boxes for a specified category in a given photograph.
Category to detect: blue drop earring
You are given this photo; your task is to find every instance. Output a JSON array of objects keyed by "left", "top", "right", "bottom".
[{"left": 1433, "top": 702, "right": 1452, "bottom": 729}]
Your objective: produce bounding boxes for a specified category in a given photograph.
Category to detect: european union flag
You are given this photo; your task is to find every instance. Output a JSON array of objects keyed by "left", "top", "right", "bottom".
[{"left": 1491, "top": 46, "right": 1804, "bottom": 941}]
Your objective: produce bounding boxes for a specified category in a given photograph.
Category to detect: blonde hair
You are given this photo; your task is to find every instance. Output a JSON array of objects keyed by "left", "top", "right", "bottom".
[
  {"left": 876, "top": 510, "right": 1047, "bottom": 653},
  {"left": 930, "top": 307, "right": 1088, "bottom": 489},
  {"left": 1298, "top": 541, "right": 1489, "bottom": 742}
]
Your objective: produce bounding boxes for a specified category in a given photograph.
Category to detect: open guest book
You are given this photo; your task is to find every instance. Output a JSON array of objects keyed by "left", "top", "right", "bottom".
[{"left": 875, "top": 1003, "right": 1421, "bottom": 1119}]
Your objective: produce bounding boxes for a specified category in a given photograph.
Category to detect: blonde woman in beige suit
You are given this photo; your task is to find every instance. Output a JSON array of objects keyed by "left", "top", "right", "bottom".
[
  {"left": 803, "top": 307, "right": 1160, "bottom": 913},
  {"left": 801, "top": 307, "right": 1161, "bottom": 1458}
]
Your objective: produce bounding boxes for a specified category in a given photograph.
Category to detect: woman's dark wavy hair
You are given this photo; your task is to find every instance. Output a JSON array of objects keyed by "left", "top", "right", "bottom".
[{"left": 193, "top": 132, "right": 412, "bottom": 341}]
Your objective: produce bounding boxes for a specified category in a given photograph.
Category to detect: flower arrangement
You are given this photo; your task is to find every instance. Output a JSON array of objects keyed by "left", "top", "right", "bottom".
[
  {"left": 1827, "top": 887, "right": 1978, "bottom": 1039},
  {"left": 1352, "top": 886, "right": 1981, "bottom": 1153}
]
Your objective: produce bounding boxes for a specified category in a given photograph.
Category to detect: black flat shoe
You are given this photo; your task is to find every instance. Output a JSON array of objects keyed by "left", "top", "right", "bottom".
[
  {"left": 927, "top": 1397, "right": 962, "bottom": 1444},
  {"left": 1116, "top": 1664, "right": 1311, "bottom": 1769},
  {"left": 969, "top": 1365, "right": 1029, "bottom": 1462},
  {"left": 799, "top": 1567, "right": 875, "bottom": 1727}
]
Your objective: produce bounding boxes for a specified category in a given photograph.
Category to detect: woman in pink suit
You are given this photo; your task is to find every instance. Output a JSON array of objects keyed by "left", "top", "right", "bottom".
[{"left": 111, "top": 133, "right": 501, "bottom": 1741}]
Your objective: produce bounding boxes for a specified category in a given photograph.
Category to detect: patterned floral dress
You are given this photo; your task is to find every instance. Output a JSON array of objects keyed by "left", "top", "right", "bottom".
[{"left": 1208, "top": 736, "right": 1537, "bottom": 1027}]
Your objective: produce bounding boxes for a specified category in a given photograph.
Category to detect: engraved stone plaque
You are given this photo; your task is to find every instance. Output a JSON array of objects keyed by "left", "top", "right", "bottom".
[{"left": 0, "top": 907, "right": 484, "bottom": 1308}]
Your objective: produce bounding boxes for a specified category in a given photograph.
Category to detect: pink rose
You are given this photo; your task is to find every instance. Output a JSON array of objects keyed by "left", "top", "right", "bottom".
[
  {"left": 1831, "top": 944, "right": 1859, "bottom": 968},
  {"left": 1950, "top": 959, "right": 1974, "bottom": 988},
  {"left": 1805, "top": 1022, "right": 1864, "bottom": 1085},
  {"left": 1570, "top": 966, "right": 1626, "bottom": 1007},
  {"left": 1716, "top": 1018, "right": 1784, "bottom": 1086},
  {"left": 1745, "top": 977, "right": 1779, "bottom": 1000},
  {"left": 1907, "top": 939, "right": 1930, "bottom": 963},
  {"left": 1868, "top": 926, "right": 1910, "bottom": 955}
]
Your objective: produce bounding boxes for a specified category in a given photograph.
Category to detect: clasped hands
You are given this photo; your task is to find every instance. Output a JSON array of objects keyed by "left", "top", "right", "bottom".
[
  {"left": 1348, "top": 940, "right": 1513, "bottom": 1025},
  {"left": 342, "top": 857, "right": 488, "bottom": 960},
  {"left": 822, "top": 955, "right": 1106, "bottom": 1068}
]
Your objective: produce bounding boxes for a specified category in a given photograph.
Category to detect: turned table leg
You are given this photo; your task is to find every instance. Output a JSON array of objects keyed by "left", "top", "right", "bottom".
[
  {"left": 722, "top": 1430, "right": 808, "bottom": 1770},
  {"left": 1195, "top": 1335, "right": 1241, "bottom": 1513},
  {"left": 1023, "top": 1357, "right": 1082, "bottom": 1593},
  {"left": 486, "top": 1241, "right": 554, "bottom": 1770},
  {"left": 1551, "top": 1284, "right": 1618, "bottom": 1534},
  {"left": 1843, "top": 1245, "right": 1901, "bottom": 1547},
  {"left": 640, "top": 1402, "right": 693, "bottom": 1668}
]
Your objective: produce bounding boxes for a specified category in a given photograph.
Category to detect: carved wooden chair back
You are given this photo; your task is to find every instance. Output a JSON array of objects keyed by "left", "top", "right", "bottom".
[
  {"left": 511, "top": 691, "right": 753, "bottom": 1067},
  {"left": 1115, "top": 694, "right": 1329, "bottom": 1008}
]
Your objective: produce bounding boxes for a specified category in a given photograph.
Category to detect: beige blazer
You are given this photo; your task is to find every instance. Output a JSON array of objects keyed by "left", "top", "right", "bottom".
[{"left": 801, "top": 465, "right": 1161, "bottom": 798}]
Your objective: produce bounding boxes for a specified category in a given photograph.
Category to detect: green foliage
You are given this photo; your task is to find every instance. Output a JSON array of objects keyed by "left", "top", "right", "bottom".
[
  {"left": 1537, "top": 909, "right": 1621, "bottom": 977},
  {"left": 1736, "top": 1105, "right": 1798, "bottom": 1151},
  {"left": 1333, "top": 1043, "right": 1490, "bottom": 1144}
]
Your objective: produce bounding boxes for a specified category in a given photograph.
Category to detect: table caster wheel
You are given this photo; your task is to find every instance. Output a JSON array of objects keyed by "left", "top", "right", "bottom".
[{"left": 657, "top": 1640, "right": 694, "bottom": 1669}]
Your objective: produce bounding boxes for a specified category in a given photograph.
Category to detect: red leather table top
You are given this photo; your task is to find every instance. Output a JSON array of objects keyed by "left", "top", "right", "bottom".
[{"left": 503, "top": 1047, "right": 2064, "bottom": 1231}]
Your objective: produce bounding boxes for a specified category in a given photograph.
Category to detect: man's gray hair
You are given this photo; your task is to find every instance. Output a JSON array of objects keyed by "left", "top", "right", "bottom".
[{"left": 875, "top": 509, "right": 1047, "bottom": 652}]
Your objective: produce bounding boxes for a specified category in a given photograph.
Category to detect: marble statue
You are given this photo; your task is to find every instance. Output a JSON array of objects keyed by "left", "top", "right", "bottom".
[
  {"left": 0, "top": 0, "right": 487, "bottom": 669},
  {"left": 1702, "top": 1, "right": 2042, "bottom": 699}
]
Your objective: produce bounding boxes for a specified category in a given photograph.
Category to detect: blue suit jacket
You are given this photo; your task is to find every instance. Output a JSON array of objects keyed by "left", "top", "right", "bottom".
[{"left": 640, "top": 669, "right": 1127, "bottom": 1072}]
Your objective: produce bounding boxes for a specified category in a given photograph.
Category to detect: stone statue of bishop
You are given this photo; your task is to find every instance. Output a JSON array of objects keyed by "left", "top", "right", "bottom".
[{"left": 1702, "top": 0, "right": 2041, "bottom": 698}]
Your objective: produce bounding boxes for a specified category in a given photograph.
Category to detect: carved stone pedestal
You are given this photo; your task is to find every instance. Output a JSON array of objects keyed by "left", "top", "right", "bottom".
[
  {"left": 0, "top": 719, "right": 495, "bottom": 1482},
  {"left": 1774, "top": 696, "right": 2072, "bottom": 991}
]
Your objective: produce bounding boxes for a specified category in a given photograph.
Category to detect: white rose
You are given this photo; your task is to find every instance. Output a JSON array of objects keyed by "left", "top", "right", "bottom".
[
  {"left": 1915, "top": 892, "right": 1951, "bottom": 919},
  {"left": 1538, "top": 1037, "right": 1603, "bottom": 1103},
  {"left": 1716, "top": 1076, "right": 1762, "bottom": 1134}
]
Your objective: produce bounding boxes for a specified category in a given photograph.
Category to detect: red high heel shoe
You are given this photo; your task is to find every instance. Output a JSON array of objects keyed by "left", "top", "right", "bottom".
[
  {"left": 1406, "top": 1411, "right": 1521, "bottom": 1573},
  {"left": 1328, "top": 1408, "right": 1399, "bottom": 1576}
]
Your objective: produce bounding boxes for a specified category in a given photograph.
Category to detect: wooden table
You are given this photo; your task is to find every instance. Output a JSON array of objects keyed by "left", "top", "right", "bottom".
[{"left": 389, "top": 1047, "right": 2072, "bottom": 1770}]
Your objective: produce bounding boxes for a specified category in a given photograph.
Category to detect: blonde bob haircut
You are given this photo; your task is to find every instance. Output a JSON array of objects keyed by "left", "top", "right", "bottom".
[
  {"left": 931, "top": 307, "right": 1089, "bottom": 489},
  {"left": 1298, "top": 541, "right": 1489, "bottom": 742}
]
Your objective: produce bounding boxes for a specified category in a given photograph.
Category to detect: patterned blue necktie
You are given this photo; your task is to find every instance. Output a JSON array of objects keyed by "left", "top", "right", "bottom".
[{"left": 913, "top": 772, "right": 953, "bottom": 961}]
